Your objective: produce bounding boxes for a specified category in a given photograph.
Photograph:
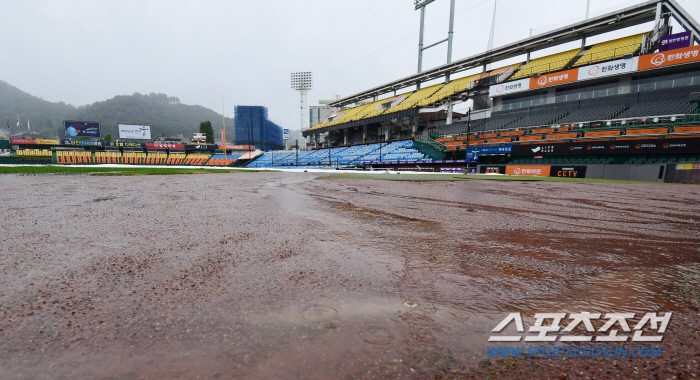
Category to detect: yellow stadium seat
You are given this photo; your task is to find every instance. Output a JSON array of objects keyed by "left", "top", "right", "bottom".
[
  {"left": 573, "top": 33, "right": 646, "bottom": 67},
  {"left": 512, "top": 48, "right": 583, "bottom": 79}
]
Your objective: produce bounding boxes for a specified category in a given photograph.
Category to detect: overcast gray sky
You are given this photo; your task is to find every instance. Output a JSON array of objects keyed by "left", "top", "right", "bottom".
[{"left": 1, "top": 0, "right": 699, "bottom": 130}]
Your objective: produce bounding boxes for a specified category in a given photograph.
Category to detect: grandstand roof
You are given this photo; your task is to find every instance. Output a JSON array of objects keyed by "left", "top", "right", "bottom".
[{"left": 330, "top": 0, "right": 700, "bottom": 108}]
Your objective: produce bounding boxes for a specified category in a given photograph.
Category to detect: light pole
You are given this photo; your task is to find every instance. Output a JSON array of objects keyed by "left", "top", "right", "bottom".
[
  {"left": 291, "top": 72, "right": 313, "bottom": 133},
  {"left": 415, "top": 0, "right": 457, "bottom": 83}
]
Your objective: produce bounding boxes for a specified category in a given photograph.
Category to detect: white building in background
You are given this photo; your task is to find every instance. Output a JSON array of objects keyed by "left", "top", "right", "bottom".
[{"left": 309, "top": 94, "right": 341, "bottom": 127}]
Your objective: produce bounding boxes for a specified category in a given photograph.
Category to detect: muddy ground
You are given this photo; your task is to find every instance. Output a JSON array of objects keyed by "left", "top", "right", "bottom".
[{"left": 1, "top": 172, "right": 699, "bottom": 379}]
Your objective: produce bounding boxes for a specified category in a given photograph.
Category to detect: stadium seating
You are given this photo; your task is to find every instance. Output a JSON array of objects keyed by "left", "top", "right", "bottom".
[
  {"left": 573, "top": 33, "right": 646, "bottom": 67},
  {"left": 183, "top": 154, "right": 211, "bottom": 166},
  {"left": 248, "top": 140, "right": 426, "bottom": 168},
  {"left": 16, "top": 150, "right": 51, "bottom": 157},
  {"left": 428, "top": 73, "right": 483, "bottom": 104},
  {"left": 618, "top": 99, "right": 698, "bottom": 118},
  {"left": 206, "top": 154, "right": 241, "bottom": 166},
  {"left": 557, "top": 105, "right": 626, "bottom": 123},
  {"left": 56, "top": 150, "right": 93, "bottom": 164},
  {"left": 52, "top": 151, "right": 218, "bottom": 165},
  {"left": 506, "top": 112, "right": 567, "bottom": 129},
  {"left": 385, "top": 83, "right": 445, "bottom": 113},
  {"left": 511, "top": 48, "right": 583, "bottom": 79},
  {"left": 435, "top": 123, "right": 471, "bottom": 135}
]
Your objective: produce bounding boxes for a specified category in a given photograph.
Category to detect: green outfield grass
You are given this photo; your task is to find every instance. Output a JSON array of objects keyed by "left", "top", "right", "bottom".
[
  {"left": 327, "top": 173, "right": 675, "bottom": 184},
  {"left": 0, "top": 166, "right": 262, "bottom": 176}
]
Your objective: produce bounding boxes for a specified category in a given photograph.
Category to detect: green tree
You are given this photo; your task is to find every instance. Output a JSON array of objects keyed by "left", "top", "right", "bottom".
[
  {"left": 199, "top": 121, "right": 215, "bottom": 144},
  {"left": 103, "top": 133, "right": 113, "bottom": 142}
]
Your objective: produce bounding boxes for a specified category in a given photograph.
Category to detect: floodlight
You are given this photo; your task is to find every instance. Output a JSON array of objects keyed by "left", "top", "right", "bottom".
[
  {"left": 291, "top": 72, "right": 313, "bottom": 91},
  {"left": 414, "top": 0, "right": 437, "bottom": 10},
  {"left": 291, "top": 72, "right": 313, "bottom": 132}
]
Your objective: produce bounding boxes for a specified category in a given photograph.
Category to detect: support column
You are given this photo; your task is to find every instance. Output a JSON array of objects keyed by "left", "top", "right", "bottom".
[
  {"left": 344, "top": 130, "right": 348, "bottom": 146},
  {"left": 446, "top": 99, "right": 454, "bottom": 125},
  {"left": 385, "top": 125, "right": 390, "bottom": 141},
  {"left": 417, "top": 6, "right": 426, "bottom": 74},
  {"left": 654, "top": 1, "right": 662, "bottom": 26},
  {"left": 445, "top": 0, "right": 456, "bottom": 83},
  {"left": 547, "top": 88, "right": 556, "bottom": 104},
  {"left": 581, "top": 37, "right": 586, "bottom": 48},
  {"left": 362, "top": 125, "right": 367, "bottom": 144},
  {"left": 619, "top": 74, "right": 633, "bottom": 95}
]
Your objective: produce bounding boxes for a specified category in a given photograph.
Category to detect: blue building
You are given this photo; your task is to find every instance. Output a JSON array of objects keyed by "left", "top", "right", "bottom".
[{"left": 234, "top": 106, "right": 283, "bottom": 151}]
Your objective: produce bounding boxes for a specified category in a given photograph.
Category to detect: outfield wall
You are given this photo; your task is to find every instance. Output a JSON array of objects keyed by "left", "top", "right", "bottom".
[{"left": 475, "top": 163, "right": 696, "bottom": 183}]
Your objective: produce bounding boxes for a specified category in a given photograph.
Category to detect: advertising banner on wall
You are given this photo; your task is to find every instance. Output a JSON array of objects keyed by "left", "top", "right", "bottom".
[
  {"left": 62, "top": 140, "right": 102, "bottom": 146},
  {"left": 638, "top": 45, "right": 700, "bottom": 70},
  {"left": 506, "top": 165, "right": 551, "bottom": 176},
  {"left": 529, "top": 69, "right": 578, "bottom": 89},
  {"left": 512, "top": 137, "right": 700, "bottom": 157},
  {"left": 478, "top": 145, "right": 512, "bottom": 155},
  {"left": 10, "top": 138, "right": 60, "bottom": 145},
  {"left": 659, "top": 31, "right": 692, "bottom": 52},
  {"left": 11, "top": 138, "right": 36, "bottom": 144},
  {"left": 146, "top": 143, "right": 184, "bottom": 149},
  {"left": 184, "top": 144, "right": 220, "bottom": 150},
  {"left": 488, "top": 78, "right": 530, "bottom": 97},
  {"left": 550, "top": 166, "right": 587, "bottom": 178},
  {"left": 479, "top": 165, "right": 506, "bottom": 174},
  {"left": 118, "top": 124, "right": 151, "bottom": 140},
  {"left": 577, "top": 57, "right": 636, "bottom": 80},
  {"left": 105, "top": 142, "right": 146, "bottom": 148},
  {"left": 64, "top": 121, "right": 101, "bottom": 137},
  {"left": 220, "top": 145, "right": 254, "bottom": 150}
]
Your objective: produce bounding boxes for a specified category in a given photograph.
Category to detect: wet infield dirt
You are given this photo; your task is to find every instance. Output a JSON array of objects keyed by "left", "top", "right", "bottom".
[{"left": 1, "top": 172, "right": 699, "bottom": 379}]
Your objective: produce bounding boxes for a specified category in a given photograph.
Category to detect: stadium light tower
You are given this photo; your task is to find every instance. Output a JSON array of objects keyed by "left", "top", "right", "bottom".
[
  {"left": 291, "top": 72, "right": 313, "bottom": 132},
  {"left": 415, "top": 0, "right": 456, "bottom": 83}
]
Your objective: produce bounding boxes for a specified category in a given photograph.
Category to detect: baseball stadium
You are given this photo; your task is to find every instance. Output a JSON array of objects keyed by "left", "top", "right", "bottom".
[{"left": 2, "top": 1, "right": 700, "bottom": 379}]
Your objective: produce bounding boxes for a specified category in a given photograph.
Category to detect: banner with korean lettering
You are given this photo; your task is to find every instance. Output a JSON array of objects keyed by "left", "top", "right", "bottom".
[
  {"left": 577, "top": 58, "right": 636, "bottom": 80},
  {"left": 512, "top": 137, "right": 700, "bottom": 156},
  {"left": 220, "top": 145, "right": 253, "bottom": 150},
  {"left": 62, "top": 140, "right": 103, "bottom": 147},
  {"left": 479, "top": 165, "right": 506, "bottom": 174},
  {"left": 476, "top": 145, "right": 512, "bottom": 155},
  {"left": 505, "top": 165, "right": 551, "bottom": 177},
  {"left": 11, "top": 138, "right": 35, "bottom": 144},
  {"left": 146, "top": 143, "right": 184, "bottom": 149},
  {"left": 488, "top": 78, "right": 530, "bottom": 97},
  {"left": 638, "top": 45, "right": 700, "bottom": 71},
  {"left": 659, "top": 31, "right": 692, "bottom": 52},
  {"left": 105, "top": 142, "right": 146, "bottom": 148},
  {"left": 529, "top": 69, "right": 578, "bottom": 89}
]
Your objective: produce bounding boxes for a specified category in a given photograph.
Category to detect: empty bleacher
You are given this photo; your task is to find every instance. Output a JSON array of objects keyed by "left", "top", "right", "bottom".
[
  {"left": 16, "top": 150, "right": 52, "bottom": 157},
  {"left": 248, "top": 140, "right": 426, "bottom": 169},
  {"left": 618, "top": 99, "right": 698, "bottom": 118},
  {"left": 573, "top": 33, "right": 646, "bottom": 67},
  {"left": 506, "top": 112, "right": 567, "bottom": 129},
  {"left": 206, "top": 154, "right": 241, "bottom": 166},
  {"left": 511, "top": 48, "right": 583, "bottom": 79},
  {"left": 386, "top": 83, "right": 445, "bottom": 113},
  {"left": 557, "top": 105, "right": 626, "bottom": 123}
]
